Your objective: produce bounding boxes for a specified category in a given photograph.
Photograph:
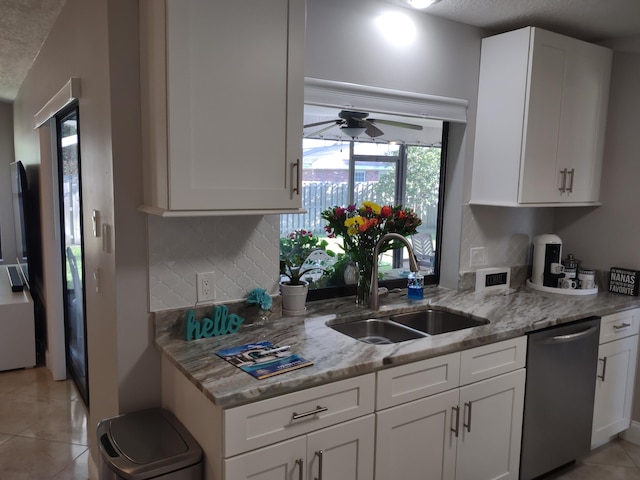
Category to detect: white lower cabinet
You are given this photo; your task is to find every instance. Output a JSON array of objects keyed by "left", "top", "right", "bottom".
[
  {"left": 592, "top": 309, "right": 640, "bottom": 447},
  {"left": 225, "top": 415, "right": 375, "bottom": 480},
  {"left": 456, "top": 370, "right": 525, "bottom": 480},
  {"left": 375, "top": 337, "right": 527, "bottom": 480},
  {"left": 376, "top": 388, "right": 459, "bottom": 479}
]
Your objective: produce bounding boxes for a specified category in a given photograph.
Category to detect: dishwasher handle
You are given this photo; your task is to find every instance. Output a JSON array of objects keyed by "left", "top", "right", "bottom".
[{"left": 539, "top": 325, "right": 599, "bottom": 344}]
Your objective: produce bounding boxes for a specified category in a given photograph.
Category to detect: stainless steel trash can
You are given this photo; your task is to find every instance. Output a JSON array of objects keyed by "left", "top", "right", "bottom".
[{"left": 97, "top": 408, "right": 203, "bottom": 480}]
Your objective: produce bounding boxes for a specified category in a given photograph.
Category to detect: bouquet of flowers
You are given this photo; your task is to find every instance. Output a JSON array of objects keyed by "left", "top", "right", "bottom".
[
  {"left": 279, "top": 229, "right": 334, "bottom": 286},
  {"left": 321, "top": 201, "right": 422, "bottom": 303}
]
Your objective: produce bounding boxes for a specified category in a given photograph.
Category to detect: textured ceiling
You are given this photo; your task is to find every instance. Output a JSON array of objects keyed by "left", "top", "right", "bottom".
[
  {"left": 392, "top": 0, "right": 640, "bottom": 43},
  {"left": 0, "top": 0, "right": 66, "bottom": 102},
  {"left": 1, "top": 0, "right": 640, "bottom": 103}
]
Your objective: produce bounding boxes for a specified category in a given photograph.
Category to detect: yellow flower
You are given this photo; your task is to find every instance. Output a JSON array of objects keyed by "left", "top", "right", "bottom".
[
  {"left": 362, "top": 201, "right": 381, "bottom": 215},
  {"left": 344, "top": 216, "right": 364, "bottom": 236}
]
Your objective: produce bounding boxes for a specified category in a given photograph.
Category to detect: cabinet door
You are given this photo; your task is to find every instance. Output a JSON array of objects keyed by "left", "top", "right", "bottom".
[
  {"left": 306, "top": 415, "right": 374, "bottom": 480},
  {"left": 520, "top": 28, "right": 612, "bottom": 204},
  {"left": 456, "top": 369, "right": 525, "bottom": 480},
  {"left": 592, "top": 335, "right": 639, "bottom": 447},
  {"left": 224, "top": 436, "right": 306, "bottom": 480},
  {"left": 164, "top": 0, "right": 304, "bottom": 211},
  {"left": 375, "top": 389, "right": 458, "bottom": 480}
]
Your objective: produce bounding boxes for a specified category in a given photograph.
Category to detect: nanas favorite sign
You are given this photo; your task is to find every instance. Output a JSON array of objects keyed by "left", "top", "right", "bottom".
[{"left": 609, "top": 267, "right": 640, "bottom": 296}]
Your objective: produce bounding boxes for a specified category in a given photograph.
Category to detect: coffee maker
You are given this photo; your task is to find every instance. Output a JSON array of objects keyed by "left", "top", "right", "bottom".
[{"left": 531, "top": 234, "right": 563, "bottom": 287}]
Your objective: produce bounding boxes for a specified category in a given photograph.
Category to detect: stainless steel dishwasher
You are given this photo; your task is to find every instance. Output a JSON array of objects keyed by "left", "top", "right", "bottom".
[{"left": 520, "top": 316, "right": 601, "bottom": 480}]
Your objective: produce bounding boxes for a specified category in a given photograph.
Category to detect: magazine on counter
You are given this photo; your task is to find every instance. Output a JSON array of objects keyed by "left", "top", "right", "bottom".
[{"left": 215, "top": 341, "right": 313, "bottom": 380}]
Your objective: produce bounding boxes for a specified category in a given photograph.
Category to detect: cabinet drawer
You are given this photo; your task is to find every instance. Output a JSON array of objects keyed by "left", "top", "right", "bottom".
[
  {"left": 460, "top": 337, "right": 527, "bottom": 386},
  {"left": 377, "top": 352, "right": 460, "bottom": 410},
  {"left": 224, "top": 374, "right": 375, "bottom": 456},
  {"left": 599, "top": 310, "right": 640, "bottom": 344}
]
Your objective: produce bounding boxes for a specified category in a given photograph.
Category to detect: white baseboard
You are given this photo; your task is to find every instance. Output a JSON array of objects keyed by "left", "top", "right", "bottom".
[
  {"left": 88, "top": 453, "right": 99, "bottom": 480},
  {"left": 621, "top": 421, "right": 640, "bottom": 446}
]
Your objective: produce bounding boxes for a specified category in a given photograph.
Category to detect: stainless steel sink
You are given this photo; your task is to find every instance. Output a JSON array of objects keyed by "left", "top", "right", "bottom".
[
  {"left": 327, "top": 309, "right": 489, "bottom": 344},
  {"left": 329, "top": 319, "right": 428, "bottom": 345},
  {"left": 389, "top": 309, "right": 489, "bottom": 335}
]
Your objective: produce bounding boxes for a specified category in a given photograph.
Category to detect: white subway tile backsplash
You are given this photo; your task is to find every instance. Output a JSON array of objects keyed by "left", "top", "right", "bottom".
[{"left": 148, "top": 215, "right": 280, "bottom": 312}]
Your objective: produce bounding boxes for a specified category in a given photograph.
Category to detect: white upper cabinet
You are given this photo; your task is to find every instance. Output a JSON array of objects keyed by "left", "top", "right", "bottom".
[
  {"left": 470, "top": 27, "right": 612, "bottom": 207},
  {"left": 139, "top": 0, "right": 305, "bottom": 216}
]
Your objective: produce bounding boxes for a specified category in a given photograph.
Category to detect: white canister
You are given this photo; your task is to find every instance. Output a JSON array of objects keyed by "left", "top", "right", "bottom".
[{"left": 577, "top": 268, "right": 596, "bottom": 290}]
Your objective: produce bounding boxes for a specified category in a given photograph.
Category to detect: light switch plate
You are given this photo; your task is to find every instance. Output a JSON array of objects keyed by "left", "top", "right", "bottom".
[{"left": 476, "top": 267, "right": 511, "bottom": 293}]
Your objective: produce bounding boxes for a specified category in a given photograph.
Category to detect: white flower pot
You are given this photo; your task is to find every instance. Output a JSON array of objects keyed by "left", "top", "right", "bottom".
[{"left": 280, "top": 281, "right": 309, "bottom": 316}]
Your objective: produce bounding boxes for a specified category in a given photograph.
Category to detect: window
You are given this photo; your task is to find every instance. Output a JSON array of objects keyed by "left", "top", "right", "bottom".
[{"left": 281, "top": 109, "right": 446, "bottom": 300}]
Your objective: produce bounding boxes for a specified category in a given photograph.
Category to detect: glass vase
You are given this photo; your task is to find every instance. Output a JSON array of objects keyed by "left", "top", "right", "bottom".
[{"left": 355, "top": 256, "right": 374, "bottom": 306}]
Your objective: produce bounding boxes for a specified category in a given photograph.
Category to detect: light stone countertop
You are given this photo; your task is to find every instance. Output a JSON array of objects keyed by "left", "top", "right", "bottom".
[{"left": 154, "top": 285, "right": 640, "bottom": 408}]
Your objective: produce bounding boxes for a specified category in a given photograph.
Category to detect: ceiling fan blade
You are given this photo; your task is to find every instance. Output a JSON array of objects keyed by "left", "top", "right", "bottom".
[
  {"left": 370, "top": 118, "right": 423, "bottom": 131},
  {"left": 303, "top": 119, "right": 341, "bottom": 129},
  {"left": 363, "top": 120, "right": 384, "bottom": 138},
  {"left": 304, "top": 123, "right": 339, "bottom": 137}
]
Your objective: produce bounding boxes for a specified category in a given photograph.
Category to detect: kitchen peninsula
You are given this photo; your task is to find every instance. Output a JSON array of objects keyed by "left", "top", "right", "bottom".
[{"left": 155, "top": 285, "right": 640, "bottom": 479}]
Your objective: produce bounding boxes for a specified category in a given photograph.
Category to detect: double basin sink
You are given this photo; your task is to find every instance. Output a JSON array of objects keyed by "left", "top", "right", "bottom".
[{"left": 328, "top": 308, "right": 489, "bottom": 345}]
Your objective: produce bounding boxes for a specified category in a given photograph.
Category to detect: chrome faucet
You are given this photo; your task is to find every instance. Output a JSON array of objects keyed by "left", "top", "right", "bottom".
[{"left": 370, "top": 233, "right": 420, "bottom": 310}]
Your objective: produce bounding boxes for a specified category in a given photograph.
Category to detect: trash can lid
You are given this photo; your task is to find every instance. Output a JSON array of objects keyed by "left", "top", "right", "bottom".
[
  {"left": 110, "top": 409, "right": 188, "bottom": 464},
  {"left": 98, "top": 408, "right": 202, "bottom": 479}
]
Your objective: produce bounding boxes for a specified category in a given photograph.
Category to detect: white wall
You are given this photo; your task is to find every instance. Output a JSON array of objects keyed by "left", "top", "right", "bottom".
[
  {"left": 0, "top": 102, "right": 16, "bottom": 264},
  {"left": 12, "top": 0, "right": 158, "bottom": 469}
]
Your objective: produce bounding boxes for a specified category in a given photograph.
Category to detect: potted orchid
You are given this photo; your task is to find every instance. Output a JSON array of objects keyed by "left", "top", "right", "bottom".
[
  {"left": 279, "top": 229, "right": 334, "bottom": 314},
  {"left": 321, "top": 201, "right": 421, "bottom": 305}
]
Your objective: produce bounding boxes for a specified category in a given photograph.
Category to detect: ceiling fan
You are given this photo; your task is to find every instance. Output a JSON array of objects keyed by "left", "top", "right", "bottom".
[{"left": 303, "top": 110, "right": 423, "bottom": 138}]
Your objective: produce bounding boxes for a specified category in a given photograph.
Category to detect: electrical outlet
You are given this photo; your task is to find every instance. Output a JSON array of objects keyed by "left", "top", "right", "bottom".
[
  {"left": 197, "top": 272, "right": 216, "bottom": 303},
  {"left": 470, "top": 247, "right": 488, "bottom": 267}
]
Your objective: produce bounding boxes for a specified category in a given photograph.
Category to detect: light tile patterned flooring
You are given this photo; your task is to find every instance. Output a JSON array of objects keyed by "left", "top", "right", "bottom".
[
  {"left": 2, "top": 367, "right": 640, "bottom": 479},
  {"left": 548, "top": 439, "right": 640, "bottom": 479},
  {"left": 0, "top": 367, "right": 88, "bottom": 480}
]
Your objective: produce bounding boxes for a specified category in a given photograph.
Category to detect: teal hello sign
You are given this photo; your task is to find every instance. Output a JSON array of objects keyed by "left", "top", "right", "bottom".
[{"left": 184, "top": 305, "right": 244, "bottom": 341}]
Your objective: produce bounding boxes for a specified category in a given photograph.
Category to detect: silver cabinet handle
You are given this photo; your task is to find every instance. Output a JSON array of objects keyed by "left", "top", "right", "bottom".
[
  {"left": 613, "top": 323, "right": 632, "bottom": 330},
  {"left": 463, "top": 401, "right": 472, "bottom": 433},
  {"left": 295, "top": 459, "right": 304, "bottom": 480},
  {"left": 291, "top": 159, "right": 301, "bottom": 197},
  {"left": 314, "top": 450, "right": 324, "bottom": 480},
  {"left": 566, "top": 168, "right": 575, "bottom": 193},
  {"left": 559, "top": 168, "right": 567, "bottom": 193},
  {"left": 598, "top": 357, "right": 608, "bottom": 382},
  {"left": 451, "top": 405, "right": 460, "bottom": 437},
  {"left": 292, "top": 405, "right": 328, "bottom": 420}
]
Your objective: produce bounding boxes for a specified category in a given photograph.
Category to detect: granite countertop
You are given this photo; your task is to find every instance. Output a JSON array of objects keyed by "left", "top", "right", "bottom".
[{"left": 154, "top": 285, "right": 640, "bottom": 409}]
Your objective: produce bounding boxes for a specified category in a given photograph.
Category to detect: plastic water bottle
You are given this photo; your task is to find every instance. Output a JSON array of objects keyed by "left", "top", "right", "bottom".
[{"left": 407, "top": 271, "right": 424, "bottom": 299}]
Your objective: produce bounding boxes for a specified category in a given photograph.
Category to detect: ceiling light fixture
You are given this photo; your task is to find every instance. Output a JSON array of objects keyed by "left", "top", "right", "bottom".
[
  {"left": 408, "top": 0, "right": 440, "bottom": 9},
  {"left": 341, "top": 126, "right": 366, "bottom": 138}
]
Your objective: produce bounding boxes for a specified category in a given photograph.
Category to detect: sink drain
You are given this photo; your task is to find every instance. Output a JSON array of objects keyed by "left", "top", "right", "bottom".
[{"left": 358, "top": 336, "right": 394, "bottom": 345}]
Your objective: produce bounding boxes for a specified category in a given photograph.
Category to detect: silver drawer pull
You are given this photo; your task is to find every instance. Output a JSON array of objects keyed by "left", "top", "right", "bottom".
[
  {"left": 314, "top": 450, "right": 324, "bottom": 480},
  {"left": 613, "top": 323, "right": 631, "bottom": 330},
  {"left": 598, "top": 357, "right": 607, "bottom": 382},
  {"left": 292, "top": 405, "right": 328, "bottom": 420},
  {"left": 295, "top": 459, "right": 304, "bottom": 480},
  {"left": 463, "top": 401, "right": 472, "bottom": 433},
  {"left": 451, "top": 405, "right": 460, "bottom": 437}
]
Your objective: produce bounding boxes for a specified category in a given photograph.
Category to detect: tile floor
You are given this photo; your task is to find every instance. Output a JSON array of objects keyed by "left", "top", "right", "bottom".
[
  {"left": 3, "top": 366, "right": 640, "bottom": 480},
  {"left": 0, "top": 367, "right": 88, "bottom": 480},
  {"left": 545, "top": 438, "right": 640, "bottom": 479}
]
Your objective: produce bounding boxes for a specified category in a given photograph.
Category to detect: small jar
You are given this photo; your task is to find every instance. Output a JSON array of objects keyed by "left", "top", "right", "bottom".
[
  {"left": 562, "top": 254, "right": 580, "bottom": 270},
  {"left": 407, "top": 271, "right": 424, "bottom": 299}
]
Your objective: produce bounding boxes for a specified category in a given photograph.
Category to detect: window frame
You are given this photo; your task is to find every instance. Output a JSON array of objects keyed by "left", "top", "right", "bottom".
[{"left": 303, "top": 123, "right": 448, "bottom": 302}]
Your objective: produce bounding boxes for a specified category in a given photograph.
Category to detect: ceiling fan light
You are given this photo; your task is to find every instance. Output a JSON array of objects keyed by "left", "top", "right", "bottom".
[
  {"left": 408, "top": 0, "right": 439, "bottom": 9},
  {"left": 341, "top": 126, "right": 366, "bottom": 138}
]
